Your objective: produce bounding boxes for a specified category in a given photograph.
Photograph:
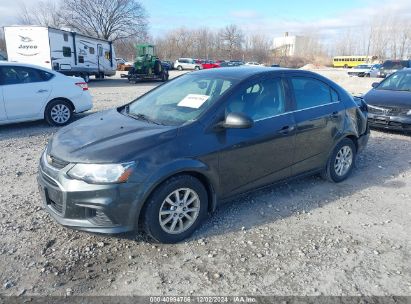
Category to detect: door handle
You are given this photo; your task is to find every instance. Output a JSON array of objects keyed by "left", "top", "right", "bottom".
[
  {"left": 278, "top": 125, "right": 295, "bottom": 135},
  {"left": 37, "top": 89, "right": 48, "bottom": 93}
]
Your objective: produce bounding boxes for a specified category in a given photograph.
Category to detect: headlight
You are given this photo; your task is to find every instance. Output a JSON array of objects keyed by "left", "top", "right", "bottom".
[{"left": 67, "top": 162, "right": 135, "bottom": 184}]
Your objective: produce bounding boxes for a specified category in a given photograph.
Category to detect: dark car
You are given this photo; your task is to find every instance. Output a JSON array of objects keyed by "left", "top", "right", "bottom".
[
  {"left": 37, "top": 67, "right": 370, "bottom": 243},
  {"left": 162, "top": 60, "right": 174, "bottom": 70},
  {"left": 379, "top": 60, "right": 411, "bottom": 78},
  {"left": 364, "top": 69, "right": 411, "bottom": 132}
]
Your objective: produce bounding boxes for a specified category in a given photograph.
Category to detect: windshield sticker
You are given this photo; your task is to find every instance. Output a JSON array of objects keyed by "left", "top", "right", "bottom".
[{"left": 177, "top": 94, "right": 209, "bottom": 109}]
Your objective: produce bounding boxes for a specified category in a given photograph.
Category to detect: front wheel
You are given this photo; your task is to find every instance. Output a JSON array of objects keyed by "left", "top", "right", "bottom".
[
  {"left": 45, "top": 99, "right": 73, "bottom": 126},
  {"left": 177, "top": 65, "right": 183, "bottom": 71},
  {"left": 142, "top": 175, "right": 208, "bottom": 243},
  {"left": 194, "top": 66, "right": 200, "bottom": 70},
  {"left": 322, "top": 138, "right": 356, "bottom": 183}
]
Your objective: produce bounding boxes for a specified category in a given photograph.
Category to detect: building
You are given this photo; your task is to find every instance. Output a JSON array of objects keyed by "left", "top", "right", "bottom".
[{"left": 272, "top": 33, "right": 311, "bottom": 57}]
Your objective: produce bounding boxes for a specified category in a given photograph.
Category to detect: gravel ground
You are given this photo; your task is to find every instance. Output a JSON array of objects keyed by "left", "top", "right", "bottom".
[{"left": 0, "top": 69, "right": 410, "bottom": 296}]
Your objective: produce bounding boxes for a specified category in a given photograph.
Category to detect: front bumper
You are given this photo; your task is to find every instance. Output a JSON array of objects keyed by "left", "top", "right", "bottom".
[
  {"left": 368, "top": 113, "right": 411, "bottom": 131},
  {"left": 37, "top": 152, "right": 143, "bottom": 234}
]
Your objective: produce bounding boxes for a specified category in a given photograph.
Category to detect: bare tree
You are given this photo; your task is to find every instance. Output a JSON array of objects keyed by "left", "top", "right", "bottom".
[
  {"left": 62, "top": 0, "right": 148, "bottom": 41},
  {"left": 219, "top": 24, "right": 244, "bottom": 60},
  {"left": 18, "top": 0, "right": 63, "bottom": 27}
]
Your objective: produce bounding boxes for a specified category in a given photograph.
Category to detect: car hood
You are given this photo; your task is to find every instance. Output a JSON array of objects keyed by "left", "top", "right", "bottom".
[
  {"left": 363, "top": 89, "right": 411, "bottom": 108},
  {"left": 48, "top": 109, "right": 178, "bottom": 163}
]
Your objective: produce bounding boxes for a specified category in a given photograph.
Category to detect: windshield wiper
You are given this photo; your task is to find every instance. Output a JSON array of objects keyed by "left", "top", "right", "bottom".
[{"left": 128, "top": 112, "right": 163, "bottom": 125}]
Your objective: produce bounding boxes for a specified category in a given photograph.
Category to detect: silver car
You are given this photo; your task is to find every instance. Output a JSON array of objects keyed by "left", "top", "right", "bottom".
[{"left": 174, "top": 58, "right": 202, "bottom": 71}]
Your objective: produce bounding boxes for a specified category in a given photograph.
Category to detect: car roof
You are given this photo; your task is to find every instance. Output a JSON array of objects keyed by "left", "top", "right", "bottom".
[
  {"left": 189, "top": 66, "right": 321, "bottom": 80},
  {"left": 0, "top": 61, "right": 56, "bottom": 73}
]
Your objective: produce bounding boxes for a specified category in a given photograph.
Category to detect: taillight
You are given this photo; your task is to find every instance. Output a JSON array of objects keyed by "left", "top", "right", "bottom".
[{"left": 75, "top": 82, "right": 88, "bottom": 91}]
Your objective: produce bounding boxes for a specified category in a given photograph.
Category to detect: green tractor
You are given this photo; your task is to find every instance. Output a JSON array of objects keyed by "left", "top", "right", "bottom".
[{"left": 127, "top": 44, "right": 169, "bottom": 83}]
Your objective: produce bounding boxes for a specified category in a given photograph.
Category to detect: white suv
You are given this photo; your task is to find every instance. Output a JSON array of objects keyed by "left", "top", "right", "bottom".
[
  {"left": 0, "top": 62, "right": 92, "bottom": 126},
  {"left": 174, "top": 58, "right": 202, "bottom": 71}
]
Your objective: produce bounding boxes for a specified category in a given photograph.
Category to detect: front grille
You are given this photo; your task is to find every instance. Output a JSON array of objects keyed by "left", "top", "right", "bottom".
[
  {"left": 48, "top": 155, "right": 70, "bottom": 169},
  {"left": 368, "top": 105, "right": 409, "bottom": 115},
  {"left": 87, "top": 209, "right": 116, "bottom": 226},
  {"left": 49, "top": 197, "right": 63, "bottom": 214}
]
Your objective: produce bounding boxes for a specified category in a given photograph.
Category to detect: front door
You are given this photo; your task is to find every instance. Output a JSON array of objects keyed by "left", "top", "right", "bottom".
[
  {"left": 0, "top": 65, "right": 51, "bottom": 120},
  {"left": 218, "top": 76, "right": 296, "bottom": 197}
]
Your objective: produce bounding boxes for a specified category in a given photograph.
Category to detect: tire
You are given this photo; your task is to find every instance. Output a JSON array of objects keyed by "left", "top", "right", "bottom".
[
  {"left": 365, "top": 73, "right": 370, "bottom": 78},
  {"left": 82, "top": 73, "right": 90, "bottom": 83},
  {"left": 142, "top": 175, "right": 208, "bottom": 243},
  {"left": 45, "top": 99, "right": 73, "bottom": 126},
  {"left": 344, "top": 64, "right": 348, "bottom": 68},
  {"left": 194, "top": 66, "right": 200, "bottom": 70},
  {"left": 154, "top": 60, "right": 162, "bottom": 74},
  {"left": 177, "top": 65, "right": 183, "bottom": 71},
  {"left": 322, "top": 138, "right": 356, "bottom": 183},
  {"left": 161, "top": 71, "right": 168, "bottom": 82}
]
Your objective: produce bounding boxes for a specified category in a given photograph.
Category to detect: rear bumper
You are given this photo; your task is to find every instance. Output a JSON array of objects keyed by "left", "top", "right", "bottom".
[
  {"left": 357, "top": 126, "right": 370, "bottom": 153},
  {"left": 368, "top": 113, "right": 411, "bottom": 131},
  {"left": 37, "top": 152, "right": 143, "bottom": 234},
  {"left": 73, "top": 92, "right": 93, "bottom": 113}
]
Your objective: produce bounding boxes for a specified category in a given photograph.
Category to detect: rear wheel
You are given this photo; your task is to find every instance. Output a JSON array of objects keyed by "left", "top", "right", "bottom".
[
  {"left": 142, "top": 175, "right": 208, "bottom": 243},
  {"left": 45, "top": 99, "right": 73, "bottom": 126},
  {"left": 322, "top": 138, "right": 356, "bottom": 183},
  {"left": 81, "top": 73, "right": 90, "bottom": 83}
]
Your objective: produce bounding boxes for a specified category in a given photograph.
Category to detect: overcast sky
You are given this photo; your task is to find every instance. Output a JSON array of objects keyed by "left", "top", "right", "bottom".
[{"left": 1, "top": 0, "right": 411, "bottom": 39}]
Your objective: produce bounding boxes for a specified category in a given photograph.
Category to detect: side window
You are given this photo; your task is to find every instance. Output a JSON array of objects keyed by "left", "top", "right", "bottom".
[
  {"left": 89, "top": 47, "right": 95, "bottom": 55},
  {"left": 78, "top": 56, "right": 84, "bottom": 63},
  {"left": 0, "top": 66, "right": 45, "bottom": 85},
  {"left": 331, "top": 88, "right": 339, "bottom": 102},
  {"left": 63, "top": 47, "right": 71, "bottom": 57},
  {"left": 291, "top": 77, "right": 333, "bottom": 110},
  {"left": 105, "top": 51, "right": 111, "bottom": 60},
  {"left": 226, "top": 77, "right": 286, "bottom": 120},
  {"left": 63, "top": 33, "right": 68, "bottom": 42},
  {"left": 98, "top": 46, "right": 103, "bottom": 56}
]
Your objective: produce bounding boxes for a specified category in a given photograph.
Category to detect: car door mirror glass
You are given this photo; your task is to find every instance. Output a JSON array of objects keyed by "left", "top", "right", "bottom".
[{"left": 223, "top": 112, "right": 253, "bottom": 129}]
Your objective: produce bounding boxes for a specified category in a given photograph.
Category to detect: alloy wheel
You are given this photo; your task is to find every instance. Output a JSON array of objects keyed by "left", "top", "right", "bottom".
[
  {"left": 334, "top": 146, "right": 353, "bottom": 176},
  {"left": 50, "top": 104, "right": 70, "bottom": 124},
  {"left": 159, "top": 188, "right": 200, "bottom": 234}
]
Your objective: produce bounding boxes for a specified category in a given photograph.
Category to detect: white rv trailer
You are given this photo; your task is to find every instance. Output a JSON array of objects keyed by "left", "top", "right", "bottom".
[{"left": 4, "top": 26, "right": 116, "bottom": 82}]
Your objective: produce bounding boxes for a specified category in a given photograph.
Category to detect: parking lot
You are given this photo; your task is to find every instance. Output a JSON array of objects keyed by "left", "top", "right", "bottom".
[{"left": 0, "top": 69, "right": 410, "bottom": 296}]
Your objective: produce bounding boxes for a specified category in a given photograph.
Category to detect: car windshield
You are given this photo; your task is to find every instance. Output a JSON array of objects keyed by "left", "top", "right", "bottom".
[
  {"left": 125, "top": 74, "right": 238, "bottom": 126},
  {"left": 376, "top": 71, "right": 411, "bottom": 91}
]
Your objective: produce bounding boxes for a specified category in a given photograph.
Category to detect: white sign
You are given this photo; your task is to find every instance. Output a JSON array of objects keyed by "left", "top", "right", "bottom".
[{"left": 177, "top": 94, "right": 209, "bottom": 109}]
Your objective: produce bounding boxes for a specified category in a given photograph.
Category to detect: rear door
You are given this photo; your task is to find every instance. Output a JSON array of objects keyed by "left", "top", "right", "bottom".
[
  {"left": 218, "top": 75, "right": 296, "bottom": 196},
  {"left": 287, "top": 75, "right": 345, "bottom": 175},
  {"left": 0, "top": 65, "right": 52, "bottom": 120}
]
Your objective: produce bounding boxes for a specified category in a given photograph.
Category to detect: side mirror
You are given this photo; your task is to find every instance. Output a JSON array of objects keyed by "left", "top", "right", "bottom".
[
  {"left": 221, "top": 112, "right": 253, "bottom": 129},
  {"left": 372, "top": 82, "right": 379, "bottom": 88}
]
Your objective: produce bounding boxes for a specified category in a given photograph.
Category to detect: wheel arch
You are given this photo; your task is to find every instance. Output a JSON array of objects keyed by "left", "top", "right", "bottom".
[
  {"left": 43, "top": 97, "right": 75, "bottom": 118},
  {"left": 136, "top": 166, "right": 218, "bottom": 230}
]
